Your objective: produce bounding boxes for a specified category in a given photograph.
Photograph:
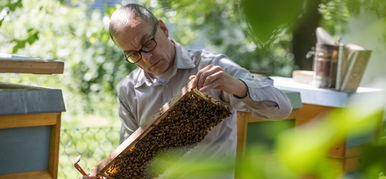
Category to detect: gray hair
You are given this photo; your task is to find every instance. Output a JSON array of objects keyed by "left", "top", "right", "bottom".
[{"left": 109, "top": 4, "right": 158, "bottom": 42}]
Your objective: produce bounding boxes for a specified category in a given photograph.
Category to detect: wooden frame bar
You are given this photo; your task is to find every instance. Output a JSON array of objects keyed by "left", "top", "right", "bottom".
[
  {"left": 0, "top": 170, "right": 53, "bottom": 179},
  {"left": 0, "top": 59, "right": 64, "bottom": 74},
  {"left": 0, "top": 113, "right": 57, "bottom": 129}
]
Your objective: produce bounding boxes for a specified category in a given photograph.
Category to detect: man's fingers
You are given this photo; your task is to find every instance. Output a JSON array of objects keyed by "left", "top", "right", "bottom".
[
  {"left": 189, "top": 75, "right": 197, "bottom": 89},
  {"left": 195, "top": 65, "right": 213, "bottom": 88},
  {"left": 189, "top": 75, "right": 198, "bottom": 88},
  {"left": 90, "top": 168, "right": 97, "bottom": 175},
  {"left": 197, "top": 72, "right": 208, "bottom": 89},
  {"left": 197, "top": 65, "right": 222, "bottom": 89},
  {"left": 202, "top": 71, "right": 224, "bottom": 87},
  {"left": 200, "top": 79, "right": 221, "bottom": 92},
  {"left": 80, "top": 168, "right": 100, "bottom": 179},
  {"left": 188, "top": 75, "right": 196, "bottom": 81}
]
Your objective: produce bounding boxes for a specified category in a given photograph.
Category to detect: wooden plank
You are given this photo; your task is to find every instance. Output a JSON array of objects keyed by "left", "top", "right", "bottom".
[
  {"left": 0, "top": 59, "right": 64, "bottom": 74},
  {"left": 328, "top": 157, "right": 361, "bottom": 173},
  {"left": 48, "top": 113, "right": 61, "bottom": 179},
  {"left": 328, "top": 140, "right": 346, "bottom": 159},
  {"left": 0, "top": 113, "right": 58, "bottom": 129},
  {"left": 0, "top": 170, "right": 53, "bottom": 179},
  {"left": 294, "top": 104, "right": 336, "bottom": 126},
  {"left": 236, "top": 110, "right": 297, "bottom": 156},
  {"left": 236, "top": 112, "right": 249, "bottom": 157},
  {"left": 328, "top": 144, "right": 364, "bottom": 159},
  {"left": 343, "top": 157, "right": 361, "bottom": 173}
]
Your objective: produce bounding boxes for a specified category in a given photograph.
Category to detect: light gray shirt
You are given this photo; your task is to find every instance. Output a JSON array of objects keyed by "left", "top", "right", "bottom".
[{"left": 117, "top": 41, "right": 292, "bottom": 169}]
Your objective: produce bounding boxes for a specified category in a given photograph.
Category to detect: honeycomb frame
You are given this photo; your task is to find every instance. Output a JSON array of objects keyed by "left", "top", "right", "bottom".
[{"left": 95, "top": 81, "right": 231, "bottom": 178}]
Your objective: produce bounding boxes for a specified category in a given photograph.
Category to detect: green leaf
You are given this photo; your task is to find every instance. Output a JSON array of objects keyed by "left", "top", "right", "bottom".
[
  {"left": 10, "top": 28, "right": 39, "bottom": 53},
  {"left": 240, "top": 0, "right": 306, "bottom": 44}
]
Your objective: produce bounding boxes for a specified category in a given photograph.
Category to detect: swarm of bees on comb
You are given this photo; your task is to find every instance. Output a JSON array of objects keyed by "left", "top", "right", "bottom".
[{"left": 96, "top": 85, "right": 231, "bottom": 178}]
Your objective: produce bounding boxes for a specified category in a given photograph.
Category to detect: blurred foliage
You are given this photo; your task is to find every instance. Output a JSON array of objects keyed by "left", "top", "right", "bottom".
[
  {"left": 319, "top": 0, "right": 386, "bottom": 36},
  {"left": 0, "top": 0, "right": 302, "bottom": 121},
  {"left": 10, "top": 28, "right": 39, "bottom": 53},
  {"left": 0, "top": 0, "right": 384, "bottom": 121},
  {"left": 0, "top": 0, "right": 134, "bottom": 120},
  {"left": 151, "top": 90, "right": 386, "bottom": 179},
  {"left": 143, "top": 0, "right": 296, "bottom": 76},
  {"left": 240, "top": 0, "right": 305, "bottom": 44},
  {"left": 361, "top": 141, "right": 386, "bottom": 179},
  {"left": 0, "top": 0, "right": 385, "bottom": 179},
  {"left": 0, "top": 0, "right": 23, "bottom": 27},
  {"left": 152, "top": 151, "right": 235, "bottom": 179}
]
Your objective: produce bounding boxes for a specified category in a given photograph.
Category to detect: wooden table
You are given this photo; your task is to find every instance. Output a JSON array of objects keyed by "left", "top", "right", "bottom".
[{"left": 237, "top": 77, "right": 384, "bottom": 173}]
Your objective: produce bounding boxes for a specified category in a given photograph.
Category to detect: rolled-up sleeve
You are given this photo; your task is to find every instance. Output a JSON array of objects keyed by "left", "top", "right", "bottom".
[
  {"left": 211, "top": 55, "right": 292, "bottom": 119},
  {"left": 234, "top": 76, "right": 292, "bottom": 119}
]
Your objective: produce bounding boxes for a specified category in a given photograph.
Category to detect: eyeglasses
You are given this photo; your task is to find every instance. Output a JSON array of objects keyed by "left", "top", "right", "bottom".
[{"left": 124, "top": 21, "right": 159, "bottom": 63}]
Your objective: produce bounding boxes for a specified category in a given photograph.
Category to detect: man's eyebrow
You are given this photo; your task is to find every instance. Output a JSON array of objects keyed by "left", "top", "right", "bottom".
[{"left": 123, "top": 33, "right": 151, "bottom": 53}]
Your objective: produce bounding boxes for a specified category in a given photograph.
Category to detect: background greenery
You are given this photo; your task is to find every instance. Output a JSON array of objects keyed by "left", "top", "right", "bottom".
[
  {"left": 2, "top": 0, "right": 385, "bottom": 124},
  {"left": 1, "top": 0, "right": 385, "bottom": 178}
]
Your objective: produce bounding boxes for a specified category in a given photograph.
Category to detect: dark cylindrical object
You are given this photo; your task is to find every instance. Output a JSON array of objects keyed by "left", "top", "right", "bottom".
[{"left": 313, "top": 43, "right": 339, "bottom": 88}]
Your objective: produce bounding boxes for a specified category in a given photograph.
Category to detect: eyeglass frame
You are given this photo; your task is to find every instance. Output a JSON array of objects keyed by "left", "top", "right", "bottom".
[{"left": 123, "top": 21, "right": 159, "bottom": 63}]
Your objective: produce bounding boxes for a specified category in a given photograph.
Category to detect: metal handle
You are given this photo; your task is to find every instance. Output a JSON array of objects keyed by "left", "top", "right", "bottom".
[{"left": 74, "top": 155, "right": 88, "bottom": 176}]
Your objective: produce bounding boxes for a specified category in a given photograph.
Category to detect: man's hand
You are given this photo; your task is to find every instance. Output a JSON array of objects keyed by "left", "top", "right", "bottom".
[{"left": 189, "top": 64, "right": 247, "bottom": 98}]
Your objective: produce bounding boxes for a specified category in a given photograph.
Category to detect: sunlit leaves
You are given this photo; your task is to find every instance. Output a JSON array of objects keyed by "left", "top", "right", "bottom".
[
  {"left": 361, "top": 142, "right": 386, "bottom": 178},
  {"left": 320, "top": 0, "right": 386, "bottom": 35},
  {"left": 143, "top": 0, "right": 296, "bottom": 76},
  {"left": 151, "top": 150, "right": 234, "bottom": 179},
  {"left": 11, "top": 28, "right": 39, "bottom": 53},
  {"left": 0, "top": 0, "right": 135, "bottom": 117},
  {"left": 277, "top": 91, "right": 385, "bottom": 176},
  {"left": 239, "top": 0, "right": 306, "bottom": 45},
  {"left": 0, "top": 0, "right": 23, "bottom": 27}
]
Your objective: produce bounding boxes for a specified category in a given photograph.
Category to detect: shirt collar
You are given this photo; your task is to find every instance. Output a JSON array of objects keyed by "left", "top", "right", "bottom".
[
  {"left": 174, "top": 41, "right": 195, "bottom": 69},
  {"left": 134, "top": 41, "right": 195, "bottom": 88}
]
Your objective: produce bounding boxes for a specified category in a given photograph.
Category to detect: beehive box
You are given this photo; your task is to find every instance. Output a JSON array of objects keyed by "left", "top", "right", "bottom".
[
  {"left": 0, "top": 55, "right": 65, "bottom": 179},
  {"left": 95, "top": 81, "right": 231, "bottom": 178}
]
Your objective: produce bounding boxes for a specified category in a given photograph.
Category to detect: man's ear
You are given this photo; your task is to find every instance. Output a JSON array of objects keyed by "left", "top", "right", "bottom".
[{"left": 158, "top": 20, "right": 169, "bottom": 38}]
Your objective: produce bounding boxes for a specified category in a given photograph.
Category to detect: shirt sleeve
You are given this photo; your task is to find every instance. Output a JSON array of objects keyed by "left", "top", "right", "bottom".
[{"left": 211, "top": 55, "right": 293, "bottom": 119}]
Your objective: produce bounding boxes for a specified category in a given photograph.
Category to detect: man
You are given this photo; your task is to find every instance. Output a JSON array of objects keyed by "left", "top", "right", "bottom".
[{"left": 85, "top": 3, "right": 292, "bottom": 178}]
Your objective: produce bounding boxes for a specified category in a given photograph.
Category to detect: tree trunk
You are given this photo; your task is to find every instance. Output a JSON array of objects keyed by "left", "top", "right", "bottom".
[{"left": 292, "top": 0, "right": 321, "bottom": 70}]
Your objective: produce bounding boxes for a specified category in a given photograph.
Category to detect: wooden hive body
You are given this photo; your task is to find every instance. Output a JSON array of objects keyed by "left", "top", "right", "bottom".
[{"left": 95, "top": 82, "right": 231, "bottom": 178}]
